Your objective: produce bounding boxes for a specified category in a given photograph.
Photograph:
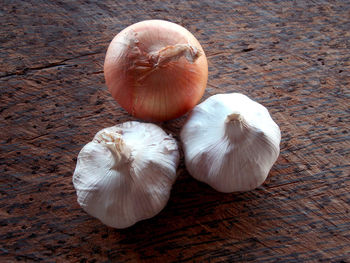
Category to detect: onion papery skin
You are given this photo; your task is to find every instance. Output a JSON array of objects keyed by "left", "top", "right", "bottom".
[{"left": 104, "top": 20, "right": 208, "bottom": 122}]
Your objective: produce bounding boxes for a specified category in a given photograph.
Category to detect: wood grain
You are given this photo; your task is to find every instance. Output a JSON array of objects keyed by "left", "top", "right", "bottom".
[{"left": 1, "top": 0, "right": 349, "bottom": 262}]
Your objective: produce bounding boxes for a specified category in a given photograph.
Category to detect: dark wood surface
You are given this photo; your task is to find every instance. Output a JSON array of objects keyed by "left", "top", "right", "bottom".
[{"left": 1, "top": 0, "right": 349, "bottom": 262}]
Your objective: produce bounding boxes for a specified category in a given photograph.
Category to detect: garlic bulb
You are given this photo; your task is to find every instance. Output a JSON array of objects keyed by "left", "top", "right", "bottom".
[
  {"left": 180, "top": 93, "right": 281, "bottom": 193},
  {"left": 73, "top": 121, "right": 179, "bottom": 228}
]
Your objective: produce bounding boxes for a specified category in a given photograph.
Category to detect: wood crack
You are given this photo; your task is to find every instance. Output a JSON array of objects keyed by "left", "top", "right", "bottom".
[{"left": 0, "top": 51, "right": 103, "bottom": 79}]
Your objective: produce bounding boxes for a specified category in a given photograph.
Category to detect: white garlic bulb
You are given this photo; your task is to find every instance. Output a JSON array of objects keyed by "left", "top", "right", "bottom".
[
  {"left": 73, "top": 121, "right": 179, "bottom": 228},
  {"left": 180, "top": 93, "right": 281, "bottom": 193}
]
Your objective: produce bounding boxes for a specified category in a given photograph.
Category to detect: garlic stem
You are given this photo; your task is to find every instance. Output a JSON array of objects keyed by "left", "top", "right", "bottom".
[
  {"left": 95, "top": 132, "right": 131, "bottom": 167},
  {"left": 224, "top": 113, "right": 249, "bottom": 142}
]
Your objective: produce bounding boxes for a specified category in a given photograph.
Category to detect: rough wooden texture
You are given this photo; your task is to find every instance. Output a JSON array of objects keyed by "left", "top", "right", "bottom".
[{"left": 1, "top": 0, "right": 349, "bottom": 262}]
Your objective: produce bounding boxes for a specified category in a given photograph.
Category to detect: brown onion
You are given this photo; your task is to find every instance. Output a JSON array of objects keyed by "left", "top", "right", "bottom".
[{"left": 104, "top": 20, "right": 208, "bottom": 122}]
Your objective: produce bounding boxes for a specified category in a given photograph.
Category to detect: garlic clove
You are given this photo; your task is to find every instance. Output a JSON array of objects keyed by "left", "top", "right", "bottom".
[
  {"left": 180, "top": 93, "right": 281, "bottom": 193},
  {"left": 73, "top": 121, "right": 179, "bottom": 228}
]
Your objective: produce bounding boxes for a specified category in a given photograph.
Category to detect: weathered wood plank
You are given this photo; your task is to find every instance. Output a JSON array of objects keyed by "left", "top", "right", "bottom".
[{"left": 1, "top": 0, "right": 349, "bottom": 262}]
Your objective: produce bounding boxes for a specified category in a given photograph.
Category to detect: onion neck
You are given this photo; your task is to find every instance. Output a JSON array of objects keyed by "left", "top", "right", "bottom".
[
  {"left": 151, "top": 43, "right": 202, "bottom": 67},
  {"left": 224, "top": 113, "right": 250, "bottom": 143},
  {"left": 131, "top": 43, "right": 202, "bottom": 83}
]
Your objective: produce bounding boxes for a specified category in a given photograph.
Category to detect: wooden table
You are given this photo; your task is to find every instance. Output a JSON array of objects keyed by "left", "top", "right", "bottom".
[{"left": 1, "top": 0, "right": 349, "bottom": 262}]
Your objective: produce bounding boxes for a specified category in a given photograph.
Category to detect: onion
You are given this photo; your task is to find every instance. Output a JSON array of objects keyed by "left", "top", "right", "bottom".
[{"left": 104, "top": 20, "right": 208, "bottom": 122}]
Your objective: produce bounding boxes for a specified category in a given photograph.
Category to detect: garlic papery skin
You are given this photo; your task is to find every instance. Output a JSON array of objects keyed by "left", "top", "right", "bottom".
[
  {"left": 73, "top": 121, "right": 179, "bottom": 228},
  {"left": 180, "top": 93, "right": 281, "bottom": 193}
]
